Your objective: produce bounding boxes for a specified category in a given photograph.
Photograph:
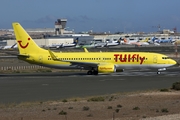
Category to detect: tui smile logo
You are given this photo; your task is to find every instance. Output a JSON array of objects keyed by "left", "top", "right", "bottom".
[{"left": 18, "top": 38, "right": 30, "bottom": 49}]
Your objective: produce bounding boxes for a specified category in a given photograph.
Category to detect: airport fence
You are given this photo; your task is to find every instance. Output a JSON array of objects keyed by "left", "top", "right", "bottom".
[{"left": 0, "top": 65, "right": 46, "bottom": 71}]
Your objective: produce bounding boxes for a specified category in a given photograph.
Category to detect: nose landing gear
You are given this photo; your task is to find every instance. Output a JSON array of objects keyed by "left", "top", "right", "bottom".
[{"left": 157, "top": 68, "right": 166, "bottom": 74}]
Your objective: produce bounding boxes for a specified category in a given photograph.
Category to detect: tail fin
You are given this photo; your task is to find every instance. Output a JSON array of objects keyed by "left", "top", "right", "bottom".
[
  {"left": 123, "top": 38, "right": 128, "bottom": 44},
  {"left": 11, "top": 43, "right": 17, "bottom": 48},
  {"left": 151, "top": 37, "right": 156, "bottom": 42},
  {"left": 12, "top": 22, "right": 44, "bottom": 54},
  {"left": 117, "top": 38, "right": 121, "bottom": 44},
  {"left": 74, "top": 37, "right": 79, "bottom": 45}
]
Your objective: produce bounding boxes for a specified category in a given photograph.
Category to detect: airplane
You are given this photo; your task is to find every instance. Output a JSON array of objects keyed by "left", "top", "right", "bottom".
[
  {"left": 50, "top": 38, "right": 79, "bottom": 49},
  {"left": 2, "top": 43, "right": 17, "bottom": 49},
  {"left": 148, "top": 37, "right": 160, "bottom": 46},
  {"left": 150, "top": 37, "right": 175, "bottom": 44},
  {"left": 140, "top": 37, "right": 150, "bottom": 42},
  {"left": 155, "top": 37, "right": 174, "bottom": 43},
  {"left": 122, "top": 38, "right": 149, "bottom": 46},
  {"left": 78, "top": 42, "right": 106, "bottom": 48},
  {"left": 12, "top": 22, "right": 177, "bottom": 75},
  {"left": 105, "top": 39, "right": 121, "bottom": 47},
  {"left": 60, "top": 37, "right": 79, "bottom": 48},
  {"left": 80, "top": 43, "right": 98, "bottom": 48},
  {"left": 79, "top": 39, "right": 121, "bottom": 48}
]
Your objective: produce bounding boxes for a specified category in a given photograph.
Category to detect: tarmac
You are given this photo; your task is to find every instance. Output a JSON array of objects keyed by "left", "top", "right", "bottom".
[
  {"left": 0, "top": 68, "right": 179, "bottom": 104},
  {"left": 0, "top": 46, "right": 180, "bottom": 104}
]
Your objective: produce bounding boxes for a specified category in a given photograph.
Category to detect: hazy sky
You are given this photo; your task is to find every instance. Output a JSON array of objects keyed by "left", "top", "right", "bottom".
[{"left": 1, "top": 0, "right": 180, "bottom": 33}]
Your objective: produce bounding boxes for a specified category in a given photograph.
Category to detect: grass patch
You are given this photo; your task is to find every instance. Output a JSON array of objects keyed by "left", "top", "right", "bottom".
[
  {"left": 117, "top": 104, "right": 122, "bottom": 108},
  {"left": 109, "top": 96, "right": 114, "bottom": 101},
  {"left": 133, "top": 107, "right": 140, "bottom": 110},
  {"left": 87, "top": 97, "right": 105, "bottom": 102},
  {"left": 14, "top": 70, "right": 21, "bottom": 73},
  {"left": 62, "top": 99, "right": 68, "bottom": 103},
  {"left": 68, "top": 107, "right": 73, "bottom": 109},
  {"left": 160, "top": 88, "right": 169, "bottom": 92},
  {"left": 83, "top": 106, "right": 90, "bottom": 111},
  {"left": 87, "top": 114, "right": 93, "bottom": 117},
  {"left": 107, "top": 106, "right": 113, "bottom": 109},
  {"left": 172, "top": 82, "right": 180, "bottom": 90},
  {"left": 36, "top": 69, "right": 52, "bottom": 73},
  {"left": 161, "top": 108, "right": 169, "bottom": 113},
  {"left": 59, "top": 110, "right": 67, "bottom": 115},
  {"left": 115, "top": 109, "right": 120, "bottom": 113}
]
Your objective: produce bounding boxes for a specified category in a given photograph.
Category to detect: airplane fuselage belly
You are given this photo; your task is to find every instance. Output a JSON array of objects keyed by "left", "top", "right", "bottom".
[
  {"left": 115, "top": 64, "right": 149, "bottom": 70},
  {"left": 41, "top": 64, "right": 78, "bottom": 69},
  {"left": 21, "top": 52, "right": 176, "bottom": 71},
  {"left": 149, "top": 64, "right": 175, "bottom": 69}
]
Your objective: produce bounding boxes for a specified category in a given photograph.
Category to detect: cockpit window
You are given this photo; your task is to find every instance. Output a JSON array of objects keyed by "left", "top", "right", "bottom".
[{"left": 162, "top": 57, "right": 170, "bottom": 59}]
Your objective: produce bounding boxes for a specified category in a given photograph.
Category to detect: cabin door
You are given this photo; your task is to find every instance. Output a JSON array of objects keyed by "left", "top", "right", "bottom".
[
  {"left": 153, "top": 55, "right": 157, "bottom": 63},
  {"left": 39, "top": 55, "right": 43, "bottom": 64}
]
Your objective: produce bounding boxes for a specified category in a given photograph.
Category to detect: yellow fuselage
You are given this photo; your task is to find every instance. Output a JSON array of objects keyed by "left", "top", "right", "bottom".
[{"left": 19, "top": 51, "right": 176, "bottom": 70}]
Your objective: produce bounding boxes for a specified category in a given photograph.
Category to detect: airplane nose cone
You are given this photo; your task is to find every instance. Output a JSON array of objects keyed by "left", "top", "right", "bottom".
[{"left": 171, "top": 59, "right": 178, "bottom": 66}]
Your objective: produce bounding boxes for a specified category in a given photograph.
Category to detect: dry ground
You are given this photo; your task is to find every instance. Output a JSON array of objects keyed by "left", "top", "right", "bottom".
[{"left": 0, "top": 90, "right": 180, "bottom": 120}]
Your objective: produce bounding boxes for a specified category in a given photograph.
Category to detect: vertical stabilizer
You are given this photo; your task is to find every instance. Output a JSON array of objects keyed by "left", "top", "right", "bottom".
[{"left": 12, "top": 22, "right": 44, "bottom": 54}]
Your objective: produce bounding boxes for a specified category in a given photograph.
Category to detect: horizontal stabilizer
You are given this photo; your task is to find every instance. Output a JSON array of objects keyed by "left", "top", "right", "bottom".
[{"left": 18, "top": 54, "right": 30, "bottom": 58}]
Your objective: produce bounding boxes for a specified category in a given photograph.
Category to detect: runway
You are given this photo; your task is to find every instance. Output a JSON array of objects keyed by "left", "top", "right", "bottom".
[{"left": 0, "top": 68, "right": 179, "bottom": 104}]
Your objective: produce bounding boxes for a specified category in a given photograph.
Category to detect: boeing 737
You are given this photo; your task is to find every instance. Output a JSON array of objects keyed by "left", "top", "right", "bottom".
[
  {"left": 105, "top": 39, "right": 121, "bottom": 47},
  {"left": 12, "top": 22, "right": 177, "bottom": 75},
  {"left": 50, "top": 38, "right": 79, "bottom": 49},
  {"left": 122, "top": 38, "right": 149, "bottom": 46}
]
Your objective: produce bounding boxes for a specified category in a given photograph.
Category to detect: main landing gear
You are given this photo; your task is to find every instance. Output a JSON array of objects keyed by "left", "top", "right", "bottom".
[
  {"left": 87, "top": 70, "right": 98, "bottom": 75},
  {"left": 157, "top": 71, "right": 161, "bottom": 74}
]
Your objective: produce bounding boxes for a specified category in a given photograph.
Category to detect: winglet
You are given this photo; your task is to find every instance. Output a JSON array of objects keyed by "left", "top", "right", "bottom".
[
  {"left": 84, "top": 48, "right": 89, "bottom": 53},
  {"left": 48, "top": 49, "right": 59, "bottom": 60}
]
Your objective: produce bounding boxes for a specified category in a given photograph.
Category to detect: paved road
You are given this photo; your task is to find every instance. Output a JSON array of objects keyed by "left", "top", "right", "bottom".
[{"left": 0, "top": 68, "right": 179, "bottom": 104}]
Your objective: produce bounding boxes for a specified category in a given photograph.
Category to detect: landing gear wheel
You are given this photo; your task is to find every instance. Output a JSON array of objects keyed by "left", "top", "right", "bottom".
[
  {"left": 93, "top": 70, "right": 98, "bottom": 75},
  {"left": 87, "top": 70, "right": 98, "bottom": 75},
  {"left": 87, "top": 70, "right": 93, "bottom": 75},
  {"left": 157, "top": 71, "right": 161, "bottom": 74}
]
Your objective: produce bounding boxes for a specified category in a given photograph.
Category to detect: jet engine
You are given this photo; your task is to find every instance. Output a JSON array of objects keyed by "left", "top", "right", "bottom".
[{"left": 98, "top": 64, "right": 116, "bottom": 73}]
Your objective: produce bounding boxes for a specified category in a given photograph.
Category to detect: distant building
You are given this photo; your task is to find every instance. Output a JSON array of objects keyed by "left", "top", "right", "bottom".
[{"left": 55, "top": 19, "right": 67, "bottom": 35}]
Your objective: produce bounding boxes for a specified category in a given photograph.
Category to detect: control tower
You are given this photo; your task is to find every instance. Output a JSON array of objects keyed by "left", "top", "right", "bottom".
[{"left": 55, "top": 19, "right": 67, "bottom": 35}]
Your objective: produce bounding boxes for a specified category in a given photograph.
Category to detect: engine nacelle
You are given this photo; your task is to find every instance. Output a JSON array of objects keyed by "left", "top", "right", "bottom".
[{"left": 98, "top": 64, "right": 116, "bottom": 73}]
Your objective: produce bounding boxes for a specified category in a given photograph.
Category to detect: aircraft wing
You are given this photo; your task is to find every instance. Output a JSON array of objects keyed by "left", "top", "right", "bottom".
[
  {"left": 48, "top": 49, "right": 99, "bottom": 68},
  {"left": 18, "top": 54, "right": 30, "bottom": 58},
  {"left": 65, "top": 60, "right": 98, "bottom": 68},
  {"left": 3, "top": 51, "right": 29, "bottom": 57},
  {"left": 0, "top": 52, "right": 29, "bottom": 59}
]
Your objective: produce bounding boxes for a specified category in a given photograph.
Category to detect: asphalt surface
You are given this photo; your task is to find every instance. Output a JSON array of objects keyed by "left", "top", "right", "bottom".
[{"left": 0, "top": 68, "right": 180, "bottom": 104}]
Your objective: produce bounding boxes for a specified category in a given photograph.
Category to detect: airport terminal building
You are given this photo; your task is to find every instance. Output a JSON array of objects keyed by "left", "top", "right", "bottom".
[{"left": 1, "top": 18, "right": 180, "bottom": 47}]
